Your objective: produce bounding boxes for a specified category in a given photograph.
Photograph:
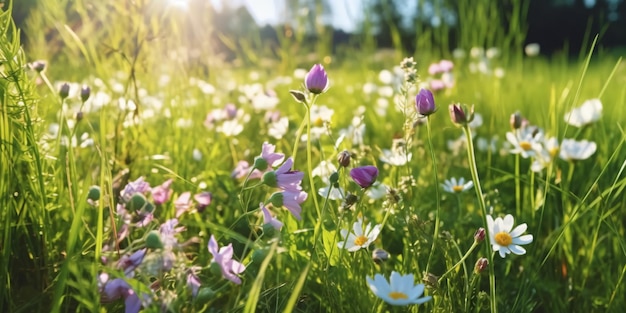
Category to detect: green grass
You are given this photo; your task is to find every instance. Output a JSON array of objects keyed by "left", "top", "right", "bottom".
[{"left": 2, "top": 1, "right": 626, "bottom": 312}]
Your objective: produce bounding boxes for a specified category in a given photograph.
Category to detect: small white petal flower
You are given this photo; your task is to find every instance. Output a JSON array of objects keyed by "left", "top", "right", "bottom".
[
  {"left": 506, "top": 131, "right": 542, "bottom": 158},
  {"left": 312, "top": 161, "right": 338, "bottom": 184},
  {"left": 564, "top": 99, "right": 602, "bottom": 127},
  {"left": 318, "top": 184, "right": 345, "bottom": 200},
  {"left": 559, "top": 139, "right": 597, "bottom": 161},
  {"left": 379, "top": 149, "right": 412, "bottom": 166},
  {"left": 338, "top": 218, "right": 381, "bottom": 252},
  {"left": 487, "top": 214, "right": 534, "bottom": 258},
  {"left": 442, "top": 177, "right": 474, "bottom": 194},
  {"left": 366, "top": 272, "right": 432, "bottom": 306}
]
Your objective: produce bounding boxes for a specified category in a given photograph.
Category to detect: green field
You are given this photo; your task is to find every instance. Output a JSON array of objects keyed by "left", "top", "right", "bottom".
[{"left": 1, "top": 1, "right": 625, "bottom": 312}]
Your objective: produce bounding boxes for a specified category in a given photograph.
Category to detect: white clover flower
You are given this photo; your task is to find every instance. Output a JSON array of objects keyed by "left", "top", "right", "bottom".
[
  {"left": 487, "top": 214, "right": 533, "bottom": 258},
  {"left": 442, "top": 177, "right": 473, "bottom": 194},
  {"left": 564, "top": 99, "right": 602, "bottom": 127},
  {"left": 559, "top": 139, "right": 597, "bottom": 161},
  {"left": 525, "top": 43, "right": 541, "bottom": 57},
  {"left": 366, "top": 272, "right": 432, "bottom": 306},
  {"left": 338, "top": 218, "right": 381, "bottom": 252}
]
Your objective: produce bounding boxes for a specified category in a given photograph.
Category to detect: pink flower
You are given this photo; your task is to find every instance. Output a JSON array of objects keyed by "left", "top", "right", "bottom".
[
  {"left": 194, "top": 192, "right": 212, "bottom": 212},
  {"left": 260, "top": 203, "right": 283, "bottom": 230},
  {"left": 232, "top": 160, "right": 263, "bottom": 180},
  {"left": 428, "top": 63, "right": 442, "bottom": 75},
  {"left": 268, "top": 190, "right": 308, "bottom": 220},
  {"left": 208, "top": 235, "right": 246, "bottom": 284},
  {"left": 262, "top": 158, "right": 304, "bottom": 191},
  {"left": 439, "top": 59, "right": 454, "bottom": 72},
  {"left": 174, "top": 192, "right": 192, "bottom": 218},
  {"left": 151, "top": 179, "right": 173, "bottom": 205},
  {"left": 254, "top": 142, "right": 285, "bottom": 171}
]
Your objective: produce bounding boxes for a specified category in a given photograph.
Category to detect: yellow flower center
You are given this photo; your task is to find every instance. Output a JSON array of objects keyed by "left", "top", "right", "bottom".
[
  {"left": 494, "top": 231, "right": 513, "bottom": 246},
  {"left": 549, "top": 147, "right": 559, "bottom": 157},
  {"left": 452, "top": 185, "right": 464, "bottom": 192},
  {"left": 519, "top": 141, "right": 532, "bottom": 151},
  {"left": 354, "top": 235, "right": 368, "bottom": 246},
  {"left": 314, "top": 117, "right": 324, "bottom": 127},
  {"left": 388, "top": 291, "right": 408, "bottom": 300}
]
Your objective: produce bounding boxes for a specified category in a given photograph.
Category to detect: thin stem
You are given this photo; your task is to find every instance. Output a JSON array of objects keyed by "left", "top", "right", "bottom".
[
  {"left": 438, "top": 241, "right": 479, "bottom": 281},
  {"left": 425, "top": 117, "right": 442, "bottom": 275},
  {"left": 515, "top": 153, "right": 521, "bottom": 218},
  {"left": 462, "top": 125, "right": 497, "bottom": 313}
]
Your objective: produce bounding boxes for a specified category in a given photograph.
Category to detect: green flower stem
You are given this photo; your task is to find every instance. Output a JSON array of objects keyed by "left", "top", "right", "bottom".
[
  {"left": 530, "top": 168, "right": 535, "bottom": 219},
  {"left": 291, "top": 109, "right": 309, "bottom": 164},
  {"left": 438, "top": 240, "right": 478, "bottom": 282},
  {"left": 515, "top": 153, "right": 521, "bottom": 218},
  {"left": 424, "top": 116, "right": 442, "bottom": 275},
  {"left": 462, "top": 125, "right": 497, "bottom": 313}
]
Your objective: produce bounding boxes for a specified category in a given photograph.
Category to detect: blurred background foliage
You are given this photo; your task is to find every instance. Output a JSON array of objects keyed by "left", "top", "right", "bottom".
[{"left": 8, "top": 0, "right": 626, "bottom": 74}]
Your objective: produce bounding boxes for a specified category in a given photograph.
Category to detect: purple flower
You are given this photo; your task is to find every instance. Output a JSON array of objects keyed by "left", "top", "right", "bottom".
[
  {"left": 415, "top": 88, "right": 436, "bottom": 116},
  {"left": 121, "top": 177, "right": 151, "bottom": 202},
  {"left": 117, "top": 248, "right": 147, "bottom": 277},
  {"left": 194, "top": 192, "right": 212, "bottom": 212},
  {"left": 160, "top": 218, "right": 185, "bottom": 249},
  {"left": 187, "top": 267, "right": 202, "bottom": 298},
  {"left": 260, "top": 203, "right": 283, "bottom": 230},
  {"left": 268, "top": 190, "right": 308, "bottom": 220},
  {"left": 151, "top": 179, "right": 173, "bottom": 205},
  {"left": 208, "top": 235, "right": 246, "bottom": 284},
  {"left": 254, "top": 142, "right": 285, "bottom": 171},
  {"left": 305, "top": 64, "right": 329, "bottom": 94},
  {"left": 101, "top": 277, "right": 142, "bottom": 313},
  {"left": 262, "top": 158, "right": 304, "bottom": 191},
  {"left": 350, "top": 165, "right": 379, "bottom": 189},
  {"left": 224, "top": 103, "right": 238, "bottom": 120}
]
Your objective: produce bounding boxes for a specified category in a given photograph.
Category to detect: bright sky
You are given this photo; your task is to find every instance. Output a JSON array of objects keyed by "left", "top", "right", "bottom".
[{"left": 238, "top": 0, "right": 364, "bottom": 32}]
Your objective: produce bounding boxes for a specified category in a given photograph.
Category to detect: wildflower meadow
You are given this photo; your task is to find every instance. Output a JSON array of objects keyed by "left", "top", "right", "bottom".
[{"left": 2, "top": 0, "right": 626, "bottom": 312}]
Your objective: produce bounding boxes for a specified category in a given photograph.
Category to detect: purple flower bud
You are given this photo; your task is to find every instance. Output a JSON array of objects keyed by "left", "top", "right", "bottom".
[
  {"left": 474, "top": 257, "right": 489, "bottom": 274},
  {"left": 59, "top": 83, "right": 70, "bottom": 100},
  {"left": 194, "top": 192, "right": 212, "bottom": 212},
  {"left": 304, "top": 64, "right": 329, "bottom": 94},
  {"left": 415, "top": 88, "right": 437, "bottom": 116},
  {"left": 81, "top": 85, "right": 91, "bottom": 102},
  {"left": 337, "top": 150, "right": 351, "bottom": 167},
  {"left": 30, "top": 60, "right": 47, "bottom": 72},
  {"left": 474, "top": 227, "right": 486, "bottom": 243},
  {"left": 372, "top": 248, "right": 389, "bottom": 264},
  {"left": 350, "top": 165, "right": 379, "bottom": 189},
  {"left": 449, "top": 103, "right": 474, "bottom": 126}
]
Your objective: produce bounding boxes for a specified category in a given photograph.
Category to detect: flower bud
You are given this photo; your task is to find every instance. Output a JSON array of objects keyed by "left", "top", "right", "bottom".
[
  {"left": 30, "top": 60, "right": 47, "bottom": 72},
  {"left": 80, "top": 85, "right": 91, "bottom": 102},
  {"left": 146, "top": 230, "right": 163, "bottom": 249},
  {"left": 59, "top": 83, "right": 70, "bottom": 100},
  {"left": 253, "top": 156, "right": 269, "bottom": 171},
  {"left": 304, "top": 64, "right": 329, "bottom": 94},
  {"left": 474, "top": 257, "right": 489, "bottom": 274},
  {"left": 76, "top": 111, "right": 84, "bottom": 123},
  {"left": 510, "top": 111, "right": 522, "bottom": 130},
  {"left": 261, "top": 171, "right": 278, "bottom": 188},
  {"left": 268, "top": 192, "right": 284, "bottom": 208},
  {"left": 289, "top": 90, "right": 306, "bottom": 103},
  {"left": 127, "top": 193, "right": 147, "bottom": 212},
  {"left": 448, "top": 103, "right": 474, "bottom": 126},
  {"left": 342, "top": 193, "right": 358, "bottom": 210},
  {"left": 372, "top": 248, "right": 389, "bottom": 264},
  {"left": 329, "top": 172, "right": 339, "bottom": 185},
  {"left": 474, "top": 227, "right": 486, "bottom": 243},
  {"left": 337, "top": 150, "right": 351, "bottom": 167},
  {"left": 350, "top": 165, "right": 379, "bottom": 189},
  {"left": 415, "top": 88, "right": 437, "bottom": 116},
  {"left": 87, "top": 185, "right": 101, "bottom": 201}
]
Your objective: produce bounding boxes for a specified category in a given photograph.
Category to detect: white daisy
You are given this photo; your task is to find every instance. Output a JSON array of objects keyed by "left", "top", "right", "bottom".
[
  {"left": 338, "top": 218, "right": 381, "bottom": 252},
  {"left": 506, "top": 130, "right": 542, "bottom": 158},
  {"left": 312, "top": 161, "right": 338, "bottom": 184},
  {"left": 366, "top": 272, "right": 432, "bottom": 306},
  {"left": 442, "top": 177, "right": 474, "bottom": 194},
  {"left": 487, "top": 214, "right": 533, "bottom": 258},
  {"left": 559, "top": 139, "right": 597, "bottom": 161},
  {"left": 564, "top": 99, "right": 602, "bottom": 127},
  {"left": 379, "top": 149, "right": 412, "bottom": 166},
  {"left": 531, "top": 137, "right": 559, "bottom": 172}
]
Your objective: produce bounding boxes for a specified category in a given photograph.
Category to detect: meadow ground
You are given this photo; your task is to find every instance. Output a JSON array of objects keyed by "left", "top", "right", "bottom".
[{"left": 1, "top": 2, "right": 626, "bottom": 313}]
